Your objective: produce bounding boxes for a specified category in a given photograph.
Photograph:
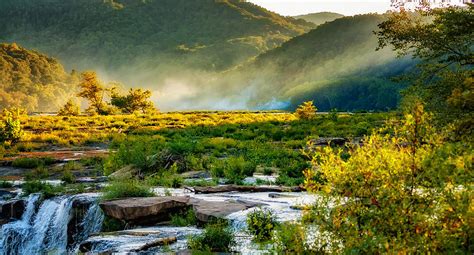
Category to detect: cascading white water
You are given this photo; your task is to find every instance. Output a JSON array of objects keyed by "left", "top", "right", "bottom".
[
  {"left": 0, "top": 194, "right": 103, "bottom": 255},
  {"left": 71, "top": 202, "right": 104, "bottom": 253}
]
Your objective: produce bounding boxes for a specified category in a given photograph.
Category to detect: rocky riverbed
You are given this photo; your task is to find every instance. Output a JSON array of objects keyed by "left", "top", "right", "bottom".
[{"left": 0, "top": 181, "right": 317, "bottom": 254}]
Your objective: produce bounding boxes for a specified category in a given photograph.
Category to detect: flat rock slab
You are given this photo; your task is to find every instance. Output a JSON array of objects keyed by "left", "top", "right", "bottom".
[
  {"left": 100, "top": 196, "right": 190, "bottom": 225},
  {"left": 190, "top": 198, "right": 261, "bottom": 223}
]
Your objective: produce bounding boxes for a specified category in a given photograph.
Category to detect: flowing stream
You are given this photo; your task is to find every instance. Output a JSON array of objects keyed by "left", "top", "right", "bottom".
[
  {"left": 0, "top": 194, "right": 103, "bottom": 255},
  {"left": 0, "top": 188, "right": 316, "bottom": 254}
]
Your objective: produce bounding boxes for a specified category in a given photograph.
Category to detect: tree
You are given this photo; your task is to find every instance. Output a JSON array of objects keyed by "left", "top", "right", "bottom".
[
  {"left": 376, "top": 5, "right": 473, "bottom": 137},
  {"left": 0, "top": 108, "right": 24, "bottom": 144},
  {"left": 111, "top": 88, "right": 155, "bottom": 114},
  {"left": 58, "top": 99, "right": 81, "bottom": 116},
  {"left": 77, "top": 72, "right": 109, "bottom": 115},
  {"left": 295, "top": 101, "right": 317, "bottom": 119},
  {"left": 304, "top": 102, "right": 472, "bottom": 253}
]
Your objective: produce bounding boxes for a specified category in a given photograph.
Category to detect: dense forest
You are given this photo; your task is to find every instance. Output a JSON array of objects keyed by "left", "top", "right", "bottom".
[
  {"left": 0, "top": 43, "right": 77, "bottom": 112},
  {"left": 294, "top": 12, "right": 344, "bottom": 26},
  {"left": 0, "top": 1, "right": 415, "bottom": 112},
  {"left": 0, "top": 0, "right": 313, "bottom": 75},
  {"left": 214, "top": 14, "right": 415, "bottom": 111}
]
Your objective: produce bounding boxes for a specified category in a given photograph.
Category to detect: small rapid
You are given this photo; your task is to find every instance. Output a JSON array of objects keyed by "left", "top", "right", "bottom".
[{"left": 0, "top": 194, "right": 103, "bottom": 255}]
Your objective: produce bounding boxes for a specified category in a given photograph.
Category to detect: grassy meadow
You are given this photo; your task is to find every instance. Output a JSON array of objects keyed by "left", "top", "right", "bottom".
[{"left": 1, "top": 111, "right": 392, "bottom": 187}]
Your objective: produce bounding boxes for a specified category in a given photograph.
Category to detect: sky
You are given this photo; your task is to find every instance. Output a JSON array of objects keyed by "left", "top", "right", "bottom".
[{"left": 248, "top": 0, "right": 393, "bottom": 16}]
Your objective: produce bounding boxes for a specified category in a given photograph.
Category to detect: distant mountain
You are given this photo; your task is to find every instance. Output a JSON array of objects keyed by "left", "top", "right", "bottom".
[
  {"left": 294, "top": 12, "right": 344, "bottom": 26},
  {"left": 0, "top": 0, "right": 314, "bottom": 83},
  {"left": 0, "top": 43, "right": 77, "bottom": 112},
  {"left": 207, "top": 14, "right": 415, "bottom": 112}
]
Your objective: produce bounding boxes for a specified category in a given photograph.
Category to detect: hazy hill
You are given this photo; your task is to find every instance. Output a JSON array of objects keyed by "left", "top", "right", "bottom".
[
  {"left": 0, "top": 43, "right": 77, "bottom": 112},
  {"left": 0, "top": 0, "right": 314, "bottom": 80},
  {"left": 205, "top": 14, "right": 415, "bottom": 111},
  {"left": 294, "top": 12, "right": 344, "bottom": 26}
]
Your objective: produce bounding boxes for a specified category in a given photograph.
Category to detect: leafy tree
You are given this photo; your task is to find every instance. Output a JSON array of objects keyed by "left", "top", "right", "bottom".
[
  {"left": 295, "top": 101, "right": 317, "bottom": 119},
  {"left": 0, "top": 108, "right": 24, "bottom": 144},
  {"left": 304, "top": 102, "right": 472, "bottom": 253},
  {"left": 376, "top": 5, "right": 473, "bottom": 137},
  {"left": 111, "top": 88, "right": 155, "bottom": 114},
  {"left": 57, "top": 98, "right": 81, "bottom": 116},
  {"left": 77, "top": 72, "right": 110, "bottom": 115}
]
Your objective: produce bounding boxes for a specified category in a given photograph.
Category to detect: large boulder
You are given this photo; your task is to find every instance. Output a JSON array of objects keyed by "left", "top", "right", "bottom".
[
  {"left": 100, "top": 196, "right": 191, "bottom": 225},
  {"left": 189, "top": 198, "right": 262, "bottom": 223}
]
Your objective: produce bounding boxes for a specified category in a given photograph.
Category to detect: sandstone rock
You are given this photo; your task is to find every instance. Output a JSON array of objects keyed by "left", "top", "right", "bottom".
[
  {"left": 100, "top": 196, "right": 190, "bottom": 225},
  {"left": 190, "top": 198, "right": 260, "bottom": 223}
]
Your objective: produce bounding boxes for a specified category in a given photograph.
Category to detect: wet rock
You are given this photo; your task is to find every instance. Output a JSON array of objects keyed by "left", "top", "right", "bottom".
[
  {"left": 180, "top": 171, "right": 211, "bottom": 179},
  {"left": 130, "top": 236, "right": 177, "bottom": 252},
  {"left": 191, "top": 185, "right": 305, "bottom": 194},
  {"left": 190, "top": 198, "right": 259, "bottom": 223},
  {"left": 75, "top": 176, "right": 108, "bottom": 184},
  {"left": 100, "top": 196, "right": 191, "bottom": 225},
  {"left": 268, "top": 193, "right": 298, "bottom": 198},
  {"left": 0, "top": 199, "right": 26, "bottom": 223},
  {"left": 0, "top": 189, "right": 17, "bottom": 200},
  {"left": 310, "top": 137, "right": 347, "bottom": 146}
]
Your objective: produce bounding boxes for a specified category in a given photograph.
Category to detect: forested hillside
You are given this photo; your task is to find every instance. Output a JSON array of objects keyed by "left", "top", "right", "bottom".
[
  {"left": 0, "top": 0, "right": 313, "bottom": 76},
  {"left": 294, "top": 12, "right": 344, "bottom": 26},
  {"left": 0, "top": 43, "right": 77, "bottom": 112},
  {"left": 214, "top": 14, "right": 415, "bottom": 111}
]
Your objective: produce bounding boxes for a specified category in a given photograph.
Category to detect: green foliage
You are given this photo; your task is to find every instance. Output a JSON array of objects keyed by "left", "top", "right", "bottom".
[
  {"left": 0, "top": 108, "right": 24, "bottom": 144},
  {"left": 170, "top": 209, "right": 197, "bottom": 227},
  {"left": 246, "top": 208, "right": 278, "bottom": 242},
  {"left": 0, "top": 180, "right": 13, "bottom": 188},
  {"left": 0, "top": 0, "right": 313, "bottom": 83},
  {"left": 0, "top": 43, "right": 76, "bottom": 112},
  {"left": 188, "top": 221, "right": 235, "bottom": 252},
  {"left": 223, "top": 156, "right": 256, "bottom": 184},
  {"left": 61, "top": 170, "right": 76, "bottom": 184},
  {"left": 376, "top": 5, "right": 473, "bottom": 137},
  {"left": 22, "top": 181, "right": 64, "bottom": 198},
  {"left": 12, "top": 157, "right": 55, "bottom": 169},
  {"left": 273, "top": 222, "right": 313, "bottom": 254},
  {"left": 295, "top": 101, "right": 317, "bottom": 120},
  {"left": 77, "top": 72, "right": 110, "bottom": 115},
  {"left": 102, "top": 180, "right": 154, "bottom": 200},
  {"left": 102, "top": 216, "right": 126, "bottom": 232},
  {"left": 111, "top": 88, "right": 156, "bottom": 114},
  {"left": 304, "top": 103, "right": 473, "bottom": 253},
  {"left": 58, "top": 99, "right": 81, "bottom": 116}
]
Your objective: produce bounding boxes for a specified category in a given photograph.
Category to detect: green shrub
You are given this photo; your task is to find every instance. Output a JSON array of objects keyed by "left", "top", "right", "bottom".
[
  {"left": 0, "top": 109, "right": 24, "bottom": 144},
  {"left": 170, "top": 209, "right": 197, "bottom": 227},
  {"left": 246, "top": 208, "right": 278, "bottom": 242},
  {"left": 58, "top": 99, "right": 81, "bottom": 116},
  {"left": 273, "top": 222, "right": 311, "bottom": 254},
  {"left": 188, "top": 221, "right": 235, "bottom": 252},
  {"left": 295, "top": 101, "right": 317, "bottom": 120},
  {"left": 61, "top": 170, "right": 76, "bottom": 184},
  {"left": 224, "top": 156, "right": 256, "bottom": 184},
  {"left": 22, "top": 181, "right": 64, "bottom": 198},
  {"left": 0, "top": 180, "right": 13, "bottom": 188},
  {"left": 24, "top": 166, "right": 50, "bottom": 180},
  {"left": 102, "top": 216, "right": 126, "bottom": 232},
  {"left": 102, "top": 180, "right": 154, "bottom": 200},
  {"left": 12, "top": 157, "right": 55, "bottom": 169}
]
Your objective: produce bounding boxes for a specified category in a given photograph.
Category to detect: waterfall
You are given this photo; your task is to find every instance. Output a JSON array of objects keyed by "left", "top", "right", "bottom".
[
  {"left": 0, "top": 194, "right": 104, "bottom": 255},
  {"left": 71, "top": 202, "right": 104, "bottom": 253}
]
